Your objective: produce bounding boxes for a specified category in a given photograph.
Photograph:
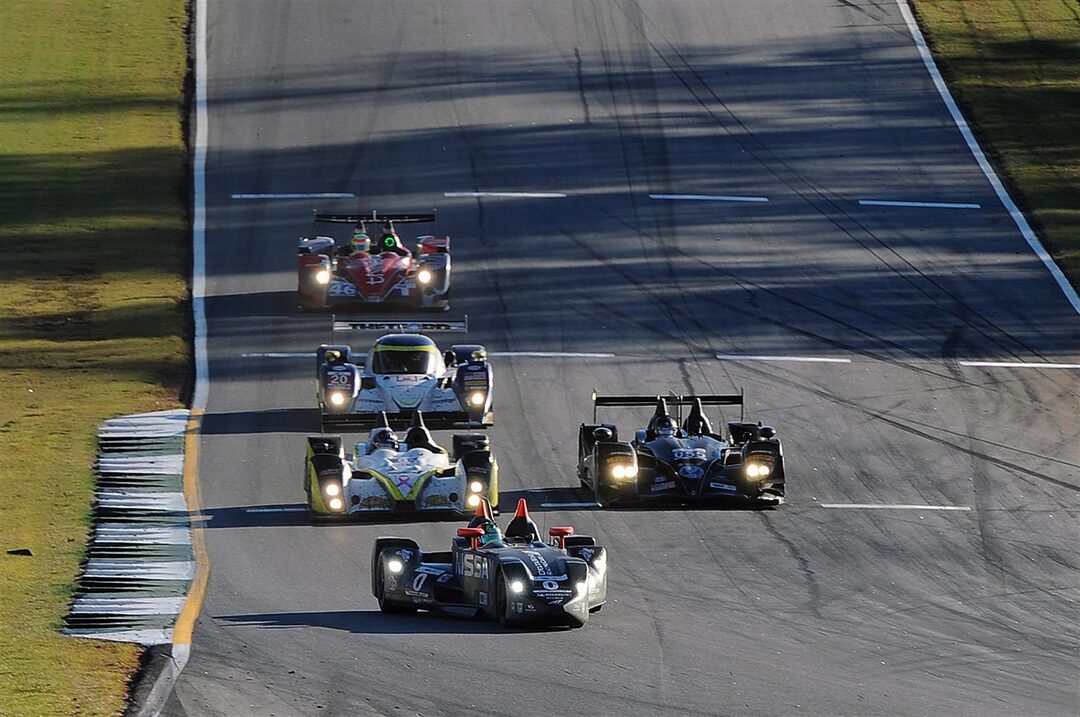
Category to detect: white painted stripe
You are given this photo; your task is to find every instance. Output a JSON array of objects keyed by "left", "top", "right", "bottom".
[
  {"left": 84, "top": 561, "right": 197, "bottom": 580},
  {"left": 540, "top": 502, "right": 600, "bottom": 510},
  {"left": 897, "top": 0, "right": 1080, "bottom": 315},
  {"left": 649, "top": 193, "right": 769, "bottom": 203},
  {"left": 489, "top": 351, "right": 617, "bottom": 359},
  {"left": 715, "top": 354, "right": 851, "bottom": 364},
  {"left": 231, "top": 192, "right": 355, "bottom": 200},
  {"left": 241, "top": 352, "right": 313, "bottom": 358},
  {"left": 858, "top": 199, "right": 981, "bottom": 210},
  {"left": 95, "top": 525, "right": 192, "bottom": 545},
  {"left": 98, "top": 456, "right": 185, "bottom": 474},
  {"left": 63, "top": 628, "right": 174, "bottom": 645},
  {"left": 245, "top": 507, "right": 308, "bottom": 514},
  {"left": 97, "top": 492, "right": 188, "bottom": 512},
  {"left": 959, "top": 361, "right": 1080, "bottom": 370},
  {"left": 444, "top": 191, "right": 567, "bottom": 198},
  {"left": 820, "top": 503, "right": 971, "bottom": 511},
  {"left": 192, "top": 0, "right": 209, "bottom": 413},
  {"left": 71, "top": 596, "right": 188, "bottom": 615}
]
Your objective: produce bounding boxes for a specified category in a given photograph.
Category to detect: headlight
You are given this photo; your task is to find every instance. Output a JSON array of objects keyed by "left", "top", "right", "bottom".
[
  {"left": 314, "top": 269, "right": 330, "bottom": 285},
  {"left": 329, "top": 391, "right": 347, "bottom": 406},
  {"left": 466, "top": 494, "right": 481, "bottom": 508},
  {"left": 469, "top": 480, "right": 483, "bottom": 494},
  {"left": 323, "top": 483, "right": 341, "bottom": 497},
  {"left": 510, "top": 580, "right": 525, "bottom": 594},
  {"left": 610, "top": 463, "right": 637, "bottom": 479},
  {"left": 469, "top": 391, "right": 485, "bottom": 407},
  {"left": 417, "top": 269, "right": 433, "bottom": 284},
  {"left": 387, "top": 559, "right": 404, "bottom": 574},
  {"left": 746, "top": 463, "right": 771, "bottom": 478},
  {"left": 328, "top": 497, "right": 344, "bottom": 511}
]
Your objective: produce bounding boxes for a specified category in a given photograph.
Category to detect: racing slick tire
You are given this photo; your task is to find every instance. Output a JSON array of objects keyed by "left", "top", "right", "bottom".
[{"left": 375, "top": 556, "right": 417, "bottom": 615}]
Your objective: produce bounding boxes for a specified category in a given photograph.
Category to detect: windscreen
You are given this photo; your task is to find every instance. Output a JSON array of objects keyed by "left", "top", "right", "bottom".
[{"left": 372, "top": 349, "right": 436, "bottom": 375}]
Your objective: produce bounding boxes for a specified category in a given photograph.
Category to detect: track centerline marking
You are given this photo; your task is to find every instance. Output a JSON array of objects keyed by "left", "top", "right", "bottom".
[
  {"left": 715, "top": 354, "right": 851, "bottom": 364},
  {"left": 649, "top": 193, "right": 769, "bottom": 203},
  {"left": 230, "top": 192, "right": 356, "bottom": 200},
  {"left": 444, "top": 191, "right": 567, "bottom": 198},
  {"left": 858, "top": 199, "right": 981, "bottom": 210},
  {"left": 959, "top": 361, "right": 1080, "bottom": 370},
  {"left": 540, "top": 502, "right": 601, "bottom": 509},
  {"left": 245, "top": 507, "right": 308, "bottom": 514},
  {"left": 820, "top": 503, "right": 971, "bottom": 511},
  {"left": 489, "top": 351, "right": 617, "bottom": 359}
]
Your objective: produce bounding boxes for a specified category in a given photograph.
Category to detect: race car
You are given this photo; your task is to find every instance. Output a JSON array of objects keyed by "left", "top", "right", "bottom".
[
  {"left": 316, "top": 319, "right": 494, "bottom": 430},
  {"left": 304, "top": 412, "right": 499, "bottom": 518},
  {"left": 578, "top": 393, "right": 785, "bottom": 506},
  {"left": 371, "top": 498, "right": 607, "bottom": 628},
  {"left": 297, "top": 211, "right": 451, "bottom": 311}
]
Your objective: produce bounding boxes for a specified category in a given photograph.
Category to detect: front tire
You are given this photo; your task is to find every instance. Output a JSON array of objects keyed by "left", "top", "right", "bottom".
[{"left": 376, "top": 559, "right": 416, "bottom": 615}]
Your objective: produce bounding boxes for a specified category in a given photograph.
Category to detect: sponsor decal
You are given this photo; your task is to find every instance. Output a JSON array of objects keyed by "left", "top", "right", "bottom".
[
  {"left": 478, "top": 591, "right": 489, "bottom": 606},
  {"left": 424, "top": 494, "right": 450, "bottom": 507},
  {"left": 412, "top": 573, "right": 428, "bottom": 591},
  {"left": 385, "top": 575, "right": 398, "bottom": 591},
  {"left": 328, "top": 280, "right": 360, "bottom": 297},
  {"left": 673, "top": 448, "right": 707, "bottom": 461},
  {"left": 463, "top": 379, "right": 488, "bottom": 389},
  {"left": 523, "top": 551, "right": 552, "bottom": 576},
  {"left": 525, "top": 604, "right": 536, "bottom": 612},
  {"left": 709, "top": 481, "right": 738, "bottom": 492},
  {"left": 679, "top": 465, "right": 704, "bottom": 479},
  {"left": 436, "top": 573, "right": 454, "bottom": 583},
  {"left": 396, "top": 549, "right": 414, "bottom": 562},
  {"left": 579, "top": 548, "right": 595, "bottom": 561},
  {"left": 466, "top": 364, "right": 484, "bottom": 371},
  {"left": 651, "top": 480, "right": 676, "bottom": 492},
  {"left": 461, "top": 553, "right": 490, "bottom": 579},
  {"left": 415, "top": 566, "right": 444, "bottom": 576},
  {"left": 360, "top": 496, "right": 390, "bottom": 508}
]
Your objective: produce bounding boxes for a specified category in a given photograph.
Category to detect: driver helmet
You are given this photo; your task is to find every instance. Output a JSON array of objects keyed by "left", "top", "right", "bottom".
[
  {"left": 350, "top": 230, "right": 371, "bottom": 253},
  {"left": 370, "top": 427, "right": 399, "bottom": 451},
  {"left": 478, "top": 519, "right": 502, "bottom": 547},
  {"left": 654, "top": 415, "right": 679, "bottom": 438}
]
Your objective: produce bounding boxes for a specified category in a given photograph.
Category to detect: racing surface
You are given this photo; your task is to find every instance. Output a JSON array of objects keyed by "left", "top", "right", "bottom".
[{"left": 167, "top": 1, "right": 1079, "bottom": 715}]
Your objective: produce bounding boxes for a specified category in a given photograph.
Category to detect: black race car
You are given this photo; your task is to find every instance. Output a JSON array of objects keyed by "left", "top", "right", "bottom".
[
  {"left": 371, "top": 499, "right": 607, "bottom": 628},
  {"left": 578, "top": 393, "right": 785, "bottom": 506}
]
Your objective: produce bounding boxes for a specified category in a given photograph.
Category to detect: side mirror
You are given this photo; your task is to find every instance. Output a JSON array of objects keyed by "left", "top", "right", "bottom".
[
  {"left": 457, "top": 526, "right": 484, "bottom": 549},
  {"left": 548, "top": 526, "right": 574, "bottom": 548},
  {"left": 592, "top": 426, "right": 613, "bottom": 441},
  {"left": 444, "top": 350, "right": 456, "bottom": 366}
]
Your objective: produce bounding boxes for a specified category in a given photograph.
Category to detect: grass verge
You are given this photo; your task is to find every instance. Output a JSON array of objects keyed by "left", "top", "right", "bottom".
[
  {"left": 910, "top": 0, "right": 1080, "bottom": 290},
  {"left": 0, "top": 1, "right": 188, "bottom": 715}
]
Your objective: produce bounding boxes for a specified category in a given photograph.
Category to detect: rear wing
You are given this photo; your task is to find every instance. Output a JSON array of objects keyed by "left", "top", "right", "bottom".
[
  {"left": 591, "top": 391, "right": 743, "bottom": 422},
  {"left": 332, "top": 315, "right": 468, "bottom": 334},
  {"left": 314, "top": 211, "right": 436, "bottom": 226}
]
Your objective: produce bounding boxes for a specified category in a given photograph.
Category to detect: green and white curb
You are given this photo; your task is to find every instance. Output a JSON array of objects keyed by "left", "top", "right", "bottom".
[{"left": 64, "top": 409, "right": 194, "bottom": 645}]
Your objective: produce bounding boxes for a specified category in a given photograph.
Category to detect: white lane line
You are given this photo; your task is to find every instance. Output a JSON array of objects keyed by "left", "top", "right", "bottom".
[
  {"left": 960, "top": 361, "right": 1080, "bottom": 370},
  {"left": 897, "top": 0, "right": 1080, "bottom": 315},
  {"left": 649, "top": 193, "right": 769, "bottom": 203},
  {"left": 192, "top": 0, "right": 209, "bottom": 413},
  {"left": 231, "top": 192, "right": 355, "bottom": 200},
  {"left": 715, "top": 354, "right": 851, "bottom": 364},
  {"left": 858, "top": 199, "right": 981, "bottom": 210},
  {"left": 540, "top": 502, "right": 600, "bottom": 510},
  {"left": 489, "top": 351, "right": 617, "bottom": 359},
  {"left": 444, "top": 191, "right": 567, "bottom": 199},
  {"left": 241, "top": 352, "right": 313, "bottom": 358},
  {"left": 245, "top": 507, "right": 308, "bottom": 514},
  {"left": 820, "top": 503, "right": 971, "bottom": 511}
]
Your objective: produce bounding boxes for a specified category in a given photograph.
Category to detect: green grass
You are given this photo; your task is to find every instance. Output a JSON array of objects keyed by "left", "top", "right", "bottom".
[
  {"left": 0, "top": 1, "right": 188, "bottom": 714},
  {"left": 911, "top": 0, "right": 1080, "bottom": 290}
]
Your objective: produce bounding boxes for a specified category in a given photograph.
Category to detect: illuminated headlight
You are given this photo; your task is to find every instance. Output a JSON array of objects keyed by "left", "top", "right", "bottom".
[
  {"left": 417, "top": 269, "right": 433, "bottom": 284},
  {"left": 468, "top": 391, "right": 485, "bottom": 407},
  {"left": 328, "top": 391, "right": 347, "bottom": 407},
  {"left": 469, "top": 480, "right": 483, "bottom": 494},
  {"left": 746, "top": 463, "right": 772, "bottom": 479},
  {"left": 509, "top": 580, "right": 525, "bottom": 594},
  {"left": 314, "top": 269, "right": 330, "bottom": 285},
  {"left": 610, "top": 463, "right": 637, "bottom": 480},
  {"left": 323, "top": 483, "right": 341, "bottom": 497},
  {"left": 387, "top": 559, "right": 404, "bottom": 574},
  {"left": 328, "top": 497, "right": 344, "bottom": 511},
  {"left": 466, "top": 494, "right": 481, "bottom": 508}
]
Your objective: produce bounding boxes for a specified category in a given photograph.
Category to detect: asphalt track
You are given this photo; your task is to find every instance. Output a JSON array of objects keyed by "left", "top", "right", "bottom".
[{"left": 166, "top": 1, "right": 1079, "bottom": 715}]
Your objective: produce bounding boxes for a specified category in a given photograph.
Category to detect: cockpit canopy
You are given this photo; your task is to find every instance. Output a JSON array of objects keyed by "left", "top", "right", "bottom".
[{"left": 370, "top": 335, "right": 439, "bottom": 375}]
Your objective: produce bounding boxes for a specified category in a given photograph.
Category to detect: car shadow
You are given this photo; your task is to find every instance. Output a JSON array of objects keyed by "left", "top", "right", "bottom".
[{"left": 215, "top": 609, "right": 575, "bottom": 635}]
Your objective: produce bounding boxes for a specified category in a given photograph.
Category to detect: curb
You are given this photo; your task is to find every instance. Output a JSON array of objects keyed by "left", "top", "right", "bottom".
[{"left": 124, "top": 644, "right": 191, "bottom": 717}]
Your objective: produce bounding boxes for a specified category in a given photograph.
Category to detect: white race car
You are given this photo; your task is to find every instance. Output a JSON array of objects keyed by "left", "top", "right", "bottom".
[
  {"left": 316, "top": 320, "right": 494, "bottom": 430},
  {"left": 305, "top": 413, "right": 499, "bottom": 518}
]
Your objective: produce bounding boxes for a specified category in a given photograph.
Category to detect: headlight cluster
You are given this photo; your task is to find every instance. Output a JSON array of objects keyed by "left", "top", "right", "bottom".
[
  {"left": 745, "top": 462, "right": 772, "bottom": 479},
  {"left": 314, "top": 269, "right": 331, "bottom": 285},
  {"left": 387, "top": 559, "right": 404, "bottom": 574},
  {"left": 328, "top": 391, "right": 348, "bottom": 407},
  {"left": 468, "top": 391, "right": 485, "bottom": 407},
  {"left": 509, "top": 580, "right": 525, "bottom": 594},
  {"left": 417, "top": 268, "right": 433, "bottom": 284},
  {"left": 465, "top": 480, "right": 485, "bottom": 509},
  {"left": 327, "top": 497, "right": 344, "bottom": 511},
  {"left": 609, "top": 462, "right": 637, "bottom": 480}
]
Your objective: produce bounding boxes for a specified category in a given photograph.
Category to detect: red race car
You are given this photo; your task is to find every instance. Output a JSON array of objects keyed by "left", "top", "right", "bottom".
[{"left": 298, "top": 211, "right": 451, "bottom": 311}]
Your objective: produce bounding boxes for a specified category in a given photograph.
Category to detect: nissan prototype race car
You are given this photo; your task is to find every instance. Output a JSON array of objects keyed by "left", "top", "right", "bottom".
[
  {"left": 371, "top": 499, "right": 607, "bottom": 628},
  {"left": 317, "top": 320, "right": 494, "bottom": 429},
  {"left": 578, "top": 393, "right": 785, "bottom": 506},
  {"left": 297, "top": 211, "right": 451, "bottom": 311},
  {"left": 305, "top": 412, "right": 499, "bottom": 518}
]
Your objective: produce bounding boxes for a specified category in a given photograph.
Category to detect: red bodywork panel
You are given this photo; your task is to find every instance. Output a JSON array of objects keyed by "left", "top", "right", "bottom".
[{"left": 342, "top": 252, "right": 413, "bottom": 301}]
